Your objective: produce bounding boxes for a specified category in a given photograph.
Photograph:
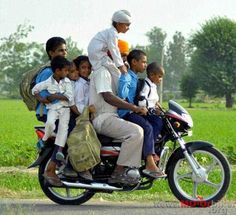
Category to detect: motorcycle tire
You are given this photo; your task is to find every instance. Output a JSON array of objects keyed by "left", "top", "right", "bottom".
[
  {"left": 38, "top": 156, "right": 95, "bottom": 205},
  {"left": 167, "top": 146, "right": 231, "bottom": 207}
]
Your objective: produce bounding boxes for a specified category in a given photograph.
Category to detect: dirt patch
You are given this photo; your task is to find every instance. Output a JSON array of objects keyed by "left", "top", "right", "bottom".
[{"left": 0, "top": 167, "right": 37, "bottom": 174}]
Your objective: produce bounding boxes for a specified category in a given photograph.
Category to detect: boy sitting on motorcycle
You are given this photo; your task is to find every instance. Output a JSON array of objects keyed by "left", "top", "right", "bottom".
[
  {"left": 118, "top": 50, "right": 166, "bottom": 179},
  {"left": 137, "top": 62, "right": 165, "bottom": 160}
]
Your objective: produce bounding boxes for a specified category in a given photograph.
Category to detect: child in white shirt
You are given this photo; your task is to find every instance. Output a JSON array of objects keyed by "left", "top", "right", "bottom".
[
  {"left": 71, "top": 55, "right": 94, "bottom": 181},
  {"left": 32, "top": 56, "right": 73, "bottom": 186},
  {"left": 73, "top": 56, "right": 92, "bottom": 114},
  {"left": 138, "top": 62, "right": 165, "bottom": 161},
  {"left": 87, "top": 10, "right": 131, "bottom": 92}
]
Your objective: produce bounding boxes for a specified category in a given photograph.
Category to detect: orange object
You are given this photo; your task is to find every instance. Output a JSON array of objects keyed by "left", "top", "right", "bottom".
[{"left": 118, "top": 39, "right": 129, "bottom": 55}]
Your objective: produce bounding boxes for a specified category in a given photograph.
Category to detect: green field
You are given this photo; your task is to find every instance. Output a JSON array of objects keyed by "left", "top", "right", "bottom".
[
  {"left": 0, "top": 99, "right": 235, "bottom": 166},
  {"left": 0, "top": 99, "right": 235, "bottom": 200}
]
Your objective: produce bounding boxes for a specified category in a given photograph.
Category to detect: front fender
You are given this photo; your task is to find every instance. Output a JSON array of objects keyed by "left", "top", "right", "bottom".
[
  {"left": 165, "top": 141, "right": 213, "bottom": 174},
  {"left": 28, "top": 147, "right": 53, "bottom": 168}
]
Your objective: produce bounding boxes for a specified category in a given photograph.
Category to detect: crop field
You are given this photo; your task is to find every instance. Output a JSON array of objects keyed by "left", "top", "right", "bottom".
[
  {"left": 0, "top": 99, "right": 235, "bottom": 200},
  {"left": 0, "top": 99, "right": 235, "bottom": 166}
]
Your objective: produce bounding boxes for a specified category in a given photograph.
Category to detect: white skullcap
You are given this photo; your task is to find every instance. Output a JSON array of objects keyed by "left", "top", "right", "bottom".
[{"left": 112, "top": 10, "right": 131, "bottom": 24}]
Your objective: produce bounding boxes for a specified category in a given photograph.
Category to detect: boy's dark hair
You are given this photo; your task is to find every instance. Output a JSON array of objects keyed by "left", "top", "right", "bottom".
[
  {"left": 127, "top": 49, "right": 146, "bottom": 66},
  {"left": 147, "top": 62, "right": 164, "bottom": 77},
  {"left": 51, "top": 56, "right": 71, "bottom": 73},
  {"left": 112, "top": 21, "right": 118, "bottom": 28},
  {"left": 73, "top": 55, "right": 91, "bottom": 69},
  {"left": 46, "top": 37, "right": 66, "bottom": 60}
]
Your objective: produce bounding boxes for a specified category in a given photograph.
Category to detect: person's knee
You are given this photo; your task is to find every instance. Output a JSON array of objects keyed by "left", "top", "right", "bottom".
[
  {"left": 46, "top": 120, "right": 55, "bottom": 129},
  {"left": 144, "top": 122, "right": 153, "bottom": 133},
  {"left": 131, "top": 124, "right": 144, "bottom": 142}
]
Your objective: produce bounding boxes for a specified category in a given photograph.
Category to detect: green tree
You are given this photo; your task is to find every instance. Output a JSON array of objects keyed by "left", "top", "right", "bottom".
[
  {"left": 0, "top": 23, "right": 46, "bottom": 98},
  {"left": 180, "top": 72, "right": 199, "bottom": 108},
  {"left": 0, "top": 24, "right": 83, "bottom": 98},
  {"left": 145, "top": 27, "right": 167, "bottom": 64},
  {"left": 65, "top": 36, "right": 83, "bottom": 60},
  {"left": 189, "top": 17, "right": 236, "bottom": 108},
  {"left": 165, "top": 31, "right": 188, "bottom": 93}
]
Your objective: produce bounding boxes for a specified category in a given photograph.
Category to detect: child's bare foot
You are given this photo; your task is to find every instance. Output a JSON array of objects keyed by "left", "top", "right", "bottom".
[{"left": 153, "top": 154, "right": 160, "bottom": 163}]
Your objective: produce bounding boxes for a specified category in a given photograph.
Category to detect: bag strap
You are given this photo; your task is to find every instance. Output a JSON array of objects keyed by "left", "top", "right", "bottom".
[
  {"left": 143, "top": 80, "right": 151, "bottom": 107},
  {"left": 145, "top": 80, "right": 151, "bottom": 98}
]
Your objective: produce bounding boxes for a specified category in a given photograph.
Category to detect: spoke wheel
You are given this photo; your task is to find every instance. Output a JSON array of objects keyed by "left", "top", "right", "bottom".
[
  {"left": 168, "top": 146, "right": 231, "bottom": 207},
  {"left": 39, "top": 158, "right": 95, "bottom": 205}
]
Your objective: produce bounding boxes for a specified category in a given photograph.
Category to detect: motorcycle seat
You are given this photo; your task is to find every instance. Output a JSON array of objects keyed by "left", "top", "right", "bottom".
[{"left": 97, "top": 134, "right": 122, "bottom": 147}]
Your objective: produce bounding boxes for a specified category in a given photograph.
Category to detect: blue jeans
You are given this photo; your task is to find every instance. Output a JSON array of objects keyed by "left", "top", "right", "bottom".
[
  {"left": 124, "top": 113, "right": 155, "bottom": 158},
  {"left": 144, "top": 114, "right": 163, "bottom": 142}
]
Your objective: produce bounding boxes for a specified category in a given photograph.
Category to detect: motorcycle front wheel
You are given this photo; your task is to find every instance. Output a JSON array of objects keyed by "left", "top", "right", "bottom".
[
  {"left": 38, "top": 157, "right": 95, "bottom": 205},
  {"left": 168, "top": 146, "right": 231, "bottom": 207}
]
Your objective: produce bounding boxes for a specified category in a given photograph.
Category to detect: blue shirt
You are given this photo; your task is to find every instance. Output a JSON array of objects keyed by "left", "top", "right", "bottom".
[
  {"left": 118, "top": 69, "right": 138, "bottom": 117},
  {"left": 35, "top": 67, "right": 52, "bottom": 115}
]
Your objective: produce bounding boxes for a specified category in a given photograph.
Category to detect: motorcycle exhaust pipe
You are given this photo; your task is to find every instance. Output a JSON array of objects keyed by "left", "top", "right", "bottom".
[{"left": 62, "top": 181, "right": 123, "bottom": 191}]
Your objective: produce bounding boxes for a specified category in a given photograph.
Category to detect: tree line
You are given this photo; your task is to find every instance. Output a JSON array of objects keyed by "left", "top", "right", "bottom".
[{"left": 0, "top": 16, "right": 235, "bottom": 108}]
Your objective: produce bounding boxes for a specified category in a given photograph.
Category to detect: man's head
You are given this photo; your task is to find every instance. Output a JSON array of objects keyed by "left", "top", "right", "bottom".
[
  {"left": 127, "top": 49, "right": 147, "bottom": 73},
  {"left": 46, "top": 37, "right": 67, "bottom": 60},
  {"left": 147, "top": 62, "right": 165, "bottom": 85},
  {"left": 112, "top": 10, "right": 131, "bottom": 33},
  {"left": 51, "top": 56, "right": 71, "bottom": 79}
]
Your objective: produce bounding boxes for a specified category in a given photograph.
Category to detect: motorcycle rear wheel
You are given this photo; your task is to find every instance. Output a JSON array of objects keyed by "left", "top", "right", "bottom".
[
  {"left": 168, "top": 146, "right": 231, "bottom": 207},
  {"left": 38, "top": 157, "right": 95, "bottom": 205}
]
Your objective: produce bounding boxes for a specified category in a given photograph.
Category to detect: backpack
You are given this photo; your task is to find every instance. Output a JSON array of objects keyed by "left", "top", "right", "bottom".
[
  {"left": 67, "top": 107, "right": 101, "bottom": 172},
  {"left": 19, "top": 63, "right": 50, "bottom": 111},
  {"left": 134, "top": 79, "right": 151, "bottom": 106}
]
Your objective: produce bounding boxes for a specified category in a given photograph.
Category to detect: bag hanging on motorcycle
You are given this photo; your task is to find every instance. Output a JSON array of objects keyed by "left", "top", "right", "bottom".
[{"left": 67, "top": 107, "right": 101, "bottom": 172}]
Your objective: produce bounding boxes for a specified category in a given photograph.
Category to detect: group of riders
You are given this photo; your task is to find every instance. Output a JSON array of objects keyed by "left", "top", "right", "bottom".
[{"left": 28, "top": 10, "right": 166, "bottom": 186}]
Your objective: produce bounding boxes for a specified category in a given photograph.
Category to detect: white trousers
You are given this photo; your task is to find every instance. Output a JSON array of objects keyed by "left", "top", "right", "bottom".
[
  {"left": 93, "top": 114, "right": 144, "bottom": 167},
  {"left": 42, "top": 107, "right": 70, "bottom": 147}
]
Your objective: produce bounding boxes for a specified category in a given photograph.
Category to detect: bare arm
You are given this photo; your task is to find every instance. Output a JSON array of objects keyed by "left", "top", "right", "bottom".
[
  {"left": 102, "top": 92, "right": 147, "bottom": 114},
  {"left": 34, "top": 93, "right": 50, "bottom": 104},
  {"left": 47, "top": 94, "right": 68, "bottom": 102}
]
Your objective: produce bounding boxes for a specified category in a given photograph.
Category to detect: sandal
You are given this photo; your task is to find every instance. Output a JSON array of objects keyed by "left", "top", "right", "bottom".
[
  {"left": 142, "top": 169, "right": 166, "bottom": 179},
  {"left": 43, "top": 173, "right": 63, "bottom": 186},
  {"left": 36, "top": 139, "right": 45, "bottom": 152}
]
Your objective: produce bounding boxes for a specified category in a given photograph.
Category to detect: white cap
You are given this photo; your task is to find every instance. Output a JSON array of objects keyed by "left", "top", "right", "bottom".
[{"left": 112, "top": 10, "right": 131, "bottom": 24}]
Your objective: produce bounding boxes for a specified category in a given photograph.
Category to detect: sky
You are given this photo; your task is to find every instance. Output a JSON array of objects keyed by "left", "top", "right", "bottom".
[{"left": 0, "top": 0, "right": 236, "bottom": 53}]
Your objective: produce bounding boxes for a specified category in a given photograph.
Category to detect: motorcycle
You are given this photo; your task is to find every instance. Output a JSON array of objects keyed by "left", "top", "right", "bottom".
[{"left": 28, "top": 100, "right": 231, "bottom": 207}]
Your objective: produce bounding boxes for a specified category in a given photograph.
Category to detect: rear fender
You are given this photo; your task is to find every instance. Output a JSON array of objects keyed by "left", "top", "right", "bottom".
[
  {"left": 165, "top": 141, "right": 213, "bottom": 174},
  {"left": 28, "top": 147, "right": 53, "bottom": 168}
]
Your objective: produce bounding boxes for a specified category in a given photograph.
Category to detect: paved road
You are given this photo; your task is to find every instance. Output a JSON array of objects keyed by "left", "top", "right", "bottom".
[{"left": 0, "top": 199, "right": 235, "bottom": 215}]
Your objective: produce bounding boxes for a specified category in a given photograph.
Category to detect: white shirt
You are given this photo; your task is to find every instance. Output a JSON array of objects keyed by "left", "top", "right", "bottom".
[
  {"left": 138, "top": 78, "right": 159, "bottom": 108},
  {"left": 87, "top": 26, "right": 124, "bottom": 70},
  {"left": 89, "top": 67, "right": 118, "bottom": 133},
  {"left": 69, "top": 80, "right": 76, "bottom": 107},
  {"left": 32, "top": 75, "right": 73, "bottom": 110},
  {"left": 74, "top": 77, "right": 90, "bottom": 114}
]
